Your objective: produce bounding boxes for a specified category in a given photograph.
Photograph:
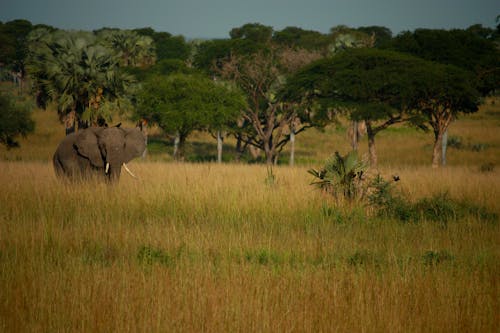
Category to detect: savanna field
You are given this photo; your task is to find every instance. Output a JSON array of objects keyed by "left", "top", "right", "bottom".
[{"left": 1, "top": 89, "right": 499, "bottom": 331}]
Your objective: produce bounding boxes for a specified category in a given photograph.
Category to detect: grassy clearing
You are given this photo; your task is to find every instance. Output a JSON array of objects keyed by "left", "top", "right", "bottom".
[{"left": 0, "top": 162, "right": 498, "bottom": 332}]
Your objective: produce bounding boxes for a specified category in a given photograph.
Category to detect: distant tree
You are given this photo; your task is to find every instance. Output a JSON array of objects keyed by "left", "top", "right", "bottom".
[
  {"left": 133, "top": 27, "right": 156, "bottom": 37},
  {"left": 136, "top": 73, "right": 246, "bottom": 160},
  {"left": 218, "top": 48, "right": 324, "bottom": 165},
  {"left": 0, "top": 19, "right": 33, "bottom": 69},
  {"left": 96, "top": 29, "right": 156, "bottom": 67},
  {"left": 151, "top": 32, "right": 191, "bottom": 61},
  {"left": 329, "top": 25, "right": 375, "bottom": 53},
  {"left": 356, "top": 26, "right": 393, "bottom": 47},
  {"left": 230, "top": 23, "right": 273, "bottom": 43},
  {"left": 0, "top": 91, "right": 34, "bottom": 148},
  {"left": 412, "top": 64, "right": 479, "bottom": 168},
  {"left": 123, "top": 52, "right": 195, "bottom": 82},
  {"left": 466, "top": 24, "right": 495, "bottom": 39},
  {"left": 193, "top": 38, "right": 265, "bottom": 75},
  {"left": 272, "top": 26, "right": 331, "bottom": 51}
]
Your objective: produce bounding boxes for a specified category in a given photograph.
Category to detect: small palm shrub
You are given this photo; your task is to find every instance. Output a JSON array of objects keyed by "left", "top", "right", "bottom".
[{"left": 308, "top": 151, "right": 368, "bottom": 201}]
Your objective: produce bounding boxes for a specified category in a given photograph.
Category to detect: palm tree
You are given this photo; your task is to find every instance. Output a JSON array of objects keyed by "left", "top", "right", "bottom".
[
  {"left": 26, "top": 29, "right": 134, "bottom": 133},
  {"left": 96, "top": 29, "right": 156, "bottom": 67},
  {"left": 308, "top": 151, "right": 368, "bottom": 201}
]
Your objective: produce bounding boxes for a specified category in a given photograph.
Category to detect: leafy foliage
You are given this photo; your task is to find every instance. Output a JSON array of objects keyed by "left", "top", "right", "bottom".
[
  {"left": 217, "top": 47, "right": 325, "bottom": 164},
  {"left": 136, "top": 73, "right": 246, "bottom": 159},
  {"left": 0, "top": 19, "right": 35, "bottom": 72},
  {"left": 193, "top": 38, "right": 266, "bottom": 75},
  {"left": 272, "top": 26, "right": 332, "bottom": 51},
  {"left": 368, "top": 180, "right": 498, "bottom": 224},
  {"left": 96, "top": 29, "right": 156, "bottom": 67},
  {"left": 0, "top": 91, "right": 34, "bottom": 148},
  {"left": 286, "top": 48, "right": 479, "bottom": 167},
  {"left": 389, "top": 29, "right": 500, "bottom": 95},
  {"left": 230, "top": 23, "right": 273, "bottom": 43}
]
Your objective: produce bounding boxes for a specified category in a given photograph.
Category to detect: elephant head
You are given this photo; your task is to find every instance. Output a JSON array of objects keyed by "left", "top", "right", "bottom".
[{"left": 73, "top": 126, "right": 146, "bottom": 181}]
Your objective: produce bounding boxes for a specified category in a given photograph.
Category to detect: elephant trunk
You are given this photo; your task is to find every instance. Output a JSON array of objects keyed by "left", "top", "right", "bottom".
[{"left": 105, "top": 162, "right": 122, "bottom": 182}]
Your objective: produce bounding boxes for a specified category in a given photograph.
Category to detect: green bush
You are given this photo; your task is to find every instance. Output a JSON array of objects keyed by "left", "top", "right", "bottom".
[
  {"left": 368, "top": 179, "right": 497, "bottom": 224},
  {"left": 368, "top": 175, "right": 415, "bottom": 222},
  {"left": 0, "top": 91, "right": 35, "bottom": 148}
]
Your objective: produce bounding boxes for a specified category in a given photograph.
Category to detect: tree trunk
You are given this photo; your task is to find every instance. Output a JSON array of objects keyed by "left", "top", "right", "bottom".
[
  {"left": 217, "top": 131, "right": 223, "bottom": 164},
  {"left": 366, "top": 122, "right": 377, "bottom": 168},
  {"left": 262, "top": 132, "right": 273, "bottom": 165},
  {"left": 234, "top": 135, "right": 247, "bottom": 162},
  {"left": 431, "top": 111, "right": 452, "bottom": 168},
  {"left": 441, "top": 129, "right": 448, "bottom": 166},
  {"left": 176, "top": 135, "right": 186, "bottom": 161},
  {"left": 264, "top": 138, "right": 275, "bottom": 165},
  {"left": 289, "top": 128, "right": 295, "bottom": 166},
  {"left": 350, "top": 121, "right": 358, "bottom": 151},
  {"left": 432, "top": 132, "right": 443, "bottom": 168},
  {"left": 173, "top": 132, "right": 180, "bottom": 160},
  {"left": 265, "top": 149, "right": 274, "bottom": 165}
]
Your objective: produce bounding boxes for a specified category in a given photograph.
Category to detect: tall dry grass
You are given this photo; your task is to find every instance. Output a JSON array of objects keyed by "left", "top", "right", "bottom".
[
  {"left": 0, "top": 162, "right": 498, "bottom": 332},
  {"left": 0, "top": 85, "right": 499, "bottom": 331}
]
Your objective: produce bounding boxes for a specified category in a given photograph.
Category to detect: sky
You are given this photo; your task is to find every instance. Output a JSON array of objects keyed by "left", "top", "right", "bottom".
[{"left": 0, "top": 0, "right": 498, "bottom": 38}]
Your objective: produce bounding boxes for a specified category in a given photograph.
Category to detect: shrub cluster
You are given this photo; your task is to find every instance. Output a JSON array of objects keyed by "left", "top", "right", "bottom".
[
  {"left": 368, "top": 177, "right": 497, "bottom": 224},
  {"left": 310, "top": 152, "right": 498, "bottom": 224}
]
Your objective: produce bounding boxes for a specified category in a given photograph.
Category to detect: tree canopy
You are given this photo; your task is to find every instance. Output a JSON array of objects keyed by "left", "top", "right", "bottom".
[
  {"left": 0, "top": 18, "right": 496, "bottom": 165},
  {"left": 136, "top": 73, "right": 246, "bottom": 160},
  {"left": 0, "top": 91, "right": 34, "bottom": 148},
  {"left": 285, "top": 48, "right": 479, "bottom": 167},
  {"left": 26, "top": 29, "right": 135, "bottom": 132},
  {"left": 389, "top": 28, "right": 500, "bottom": 95}
]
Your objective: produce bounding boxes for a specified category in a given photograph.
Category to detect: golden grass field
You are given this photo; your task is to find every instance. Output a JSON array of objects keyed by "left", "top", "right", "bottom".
[{"left": 0, "top": 88, "right": 499, "bottom": 332}]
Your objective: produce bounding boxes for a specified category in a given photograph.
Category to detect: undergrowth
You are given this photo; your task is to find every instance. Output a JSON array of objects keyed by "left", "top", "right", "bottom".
[{"left": 368, "top": 175, "right": 497, "bottom": 224}]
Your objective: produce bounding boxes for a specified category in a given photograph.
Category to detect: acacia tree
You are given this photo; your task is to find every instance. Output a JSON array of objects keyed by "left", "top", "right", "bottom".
[
  {"left": 389, "top": 28, "right": 499, "bottom": 96},
  {"left": 272, "top": 26, "right": 331, "bottom": 52},
  {"left": 412, "top": 64, "right": 479, "bottom": 168},
  {"left": 286, "top": 49, "right": 427, "bottom": 167},
  {"left": 286, "top": 48, "right": 479, "bottom": 168},
  {"left": 216, "top": 47, "right": 324, "bottom": 165},
  {"left": 136, "top": 73, "right": 246, "bottom": 161}
]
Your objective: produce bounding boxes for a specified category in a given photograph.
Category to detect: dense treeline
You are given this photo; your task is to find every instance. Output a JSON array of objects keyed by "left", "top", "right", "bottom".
[{"left": 1, "top": 18, "right": 499, "bottom": 166}]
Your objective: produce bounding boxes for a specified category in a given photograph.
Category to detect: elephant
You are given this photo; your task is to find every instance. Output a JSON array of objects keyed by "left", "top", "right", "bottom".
[{"left": 53, "top": 126, "right": 146, "bottom": 182}]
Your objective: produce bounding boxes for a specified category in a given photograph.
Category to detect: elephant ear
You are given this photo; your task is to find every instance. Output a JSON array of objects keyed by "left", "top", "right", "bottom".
[
  {"left": 123, "top": 128, "right": 146, "bottom": 163},
  {"left": 75, "top": 128, "right": 104, "bottom": 167}
]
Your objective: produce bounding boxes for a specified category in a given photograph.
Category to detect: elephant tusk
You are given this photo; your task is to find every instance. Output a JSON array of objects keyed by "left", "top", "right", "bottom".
[
  {"left": 123, "top": 163, "right": 138, "bottom": 179},
  {"left": 105, "top": 162, "right": 110, "bottom": 174}
]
